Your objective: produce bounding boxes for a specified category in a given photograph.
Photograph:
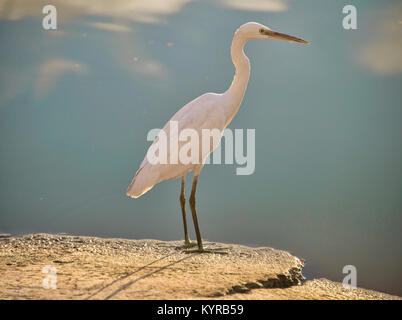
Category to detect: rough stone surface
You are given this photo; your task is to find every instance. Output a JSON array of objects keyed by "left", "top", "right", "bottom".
[{"left": 0, "top": 233, "right": 399, "bottom": 300}]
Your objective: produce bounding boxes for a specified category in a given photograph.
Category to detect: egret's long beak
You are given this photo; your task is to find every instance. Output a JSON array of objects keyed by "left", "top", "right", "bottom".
[{"left": 263, "top": 30, "right": 309, "bottom": 44}]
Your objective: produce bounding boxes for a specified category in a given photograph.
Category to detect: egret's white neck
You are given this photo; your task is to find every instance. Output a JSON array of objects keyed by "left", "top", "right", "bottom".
[{"left": 223, "top": 31, "right": 250, "bottom": 127}]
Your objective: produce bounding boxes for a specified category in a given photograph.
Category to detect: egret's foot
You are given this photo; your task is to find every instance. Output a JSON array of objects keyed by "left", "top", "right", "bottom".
[
  {"left": 184, "top": 241, "right": 198, "bottom": 248},
  {"left": 184, "top": 247, "right": 231, "bottom": 255},
  {"left": 176, "top": 241, "right": 198, "bottom": 250}
]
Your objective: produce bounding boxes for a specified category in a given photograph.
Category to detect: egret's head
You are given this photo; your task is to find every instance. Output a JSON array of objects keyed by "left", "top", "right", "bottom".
[{"left": 236, "top": 22, "right": 309, "bottom": 44}]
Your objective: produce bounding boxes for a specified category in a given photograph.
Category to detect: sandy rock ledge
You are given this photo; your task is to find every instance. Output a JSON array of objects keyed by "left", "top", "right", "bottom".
[{"left": 0, "top": 233, "right": 399, "bottom": 300}]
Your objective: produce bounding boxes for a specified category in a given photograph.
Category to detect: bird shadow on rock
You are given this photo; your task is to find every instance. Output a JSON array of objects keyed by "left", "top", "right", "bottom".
[{"left": 86, "top": 252, "right": 196, "bottom": 300}]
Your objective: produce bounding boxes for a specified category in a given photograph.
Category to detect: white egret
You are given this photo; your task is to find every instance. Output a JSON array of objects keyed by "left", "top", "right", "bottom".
[{"left": 126, "top": 22, "right": 309, "bottom": 252}]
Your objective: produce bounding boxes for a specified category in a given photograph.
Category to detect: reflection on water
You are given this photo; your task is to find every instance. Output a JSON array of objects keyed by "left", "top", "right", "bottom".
[{"left": 0, "top": 0, "right": 401, "bottom": 296}]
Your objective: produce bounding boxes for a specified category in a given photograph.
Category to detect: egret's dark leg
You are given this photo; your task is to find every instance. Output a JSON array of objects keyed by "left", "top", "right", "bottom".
[
  {"left": 189, "top": 175, "right": 204, "bottom": 252},
  {"left": 179, "top": 176, "right": 191, "bottom": 245},
  {"left": 185, "top": 176, "right": 229, "bottom": 255}
]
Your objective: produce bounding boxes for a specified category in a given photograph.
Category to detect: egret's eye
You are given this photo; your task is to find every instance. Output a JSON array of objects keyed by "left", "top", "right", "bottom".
[{"left": 259, "top": 28, "right": 265, "bottom": 34}]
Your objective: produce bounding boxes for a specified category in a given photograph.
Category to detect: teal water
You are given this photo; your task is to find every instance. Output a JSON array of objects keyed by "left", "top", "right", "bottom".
[{"left": 0, "top": 1, "right": 401, "bottom": 295}]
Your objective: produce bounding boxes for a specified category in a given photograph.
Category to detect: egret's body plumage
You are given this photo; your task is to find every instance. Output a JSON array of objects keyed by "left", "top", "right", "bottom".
[
  {"left": 126, "top": 22, "right": 308, "bottom": 252},
  {"left": 127, "top": 92, "right": 225, "bottom": 198}
]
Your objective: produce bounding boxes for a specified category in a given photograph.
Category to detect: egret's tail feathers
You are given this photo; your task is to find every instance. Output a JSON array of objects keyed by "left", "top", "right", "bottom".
[{"left": 126, "top": 166, "right": 157, "bottom": 199}]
